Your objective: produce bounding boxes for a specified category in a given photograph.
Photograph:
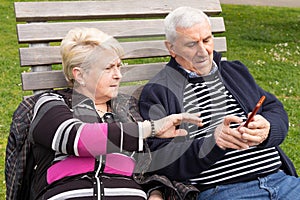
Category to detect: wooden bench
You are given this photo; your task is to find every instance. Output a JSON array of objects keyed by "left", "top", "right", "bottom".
[{"left": 14, "top": 0, "right": 226, "bottom": 98}]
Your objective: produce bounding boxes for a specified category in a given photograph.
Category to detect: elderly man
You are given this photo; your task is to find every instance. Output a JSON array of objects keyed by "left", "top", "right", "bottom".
[{"left": 139, "top": 6, "right": 299, "bottom": 199}]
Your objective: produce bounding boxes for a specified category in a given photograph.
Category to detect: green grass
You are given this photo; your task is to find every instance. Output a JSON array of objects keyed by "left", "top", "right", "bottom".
[
  {"left": 0, "top": 0, "right": 299, "bottom": 198},
  {"left": 219, "top": 6, "right": 300, "bottom": 171}
]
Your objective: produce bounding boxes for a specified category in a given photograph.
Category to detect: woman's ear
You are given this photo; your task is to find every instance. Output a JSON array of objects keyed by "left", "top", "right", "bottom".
[
  {"left": 72, "top": 67, "right": 85, "bottom": 86},
  {"left": 165, "top": 41, "right": 176, "bottom": 58}
]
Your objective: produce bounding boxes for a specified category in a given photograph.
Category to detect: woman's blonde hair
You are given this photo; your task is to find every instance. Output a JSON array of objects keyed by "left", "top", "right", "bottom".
[{"left": 60, "top": 27, "right": 124, "bottom": 87}]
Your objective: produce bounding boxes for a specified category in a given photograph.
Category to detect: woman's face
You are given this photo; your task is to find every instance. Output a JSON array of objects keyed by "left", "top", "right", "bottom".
[{"left": 83, "top": 50, "right": 122, "bottom": 104}]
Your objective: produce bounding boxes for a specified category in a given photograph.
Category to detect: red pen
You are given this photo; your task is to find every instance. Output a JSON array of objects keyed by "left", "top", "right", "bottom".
[{"left": 244, "top": 96, "right": 266, "bottom": 128}]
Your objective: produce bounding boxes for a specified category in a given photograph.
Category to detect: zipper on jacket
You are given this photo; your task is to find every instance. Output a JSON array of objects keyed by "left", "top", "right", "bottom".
[{"left": 95, "top": 155, "right": 105, "bottom": 200}]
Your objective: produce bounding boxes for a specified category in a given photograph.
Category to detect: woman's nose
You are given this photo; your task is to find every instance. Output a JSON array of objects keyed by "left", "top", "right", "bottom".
[{"left": 113, "top": 66, "right": 122, "bottom": 79}]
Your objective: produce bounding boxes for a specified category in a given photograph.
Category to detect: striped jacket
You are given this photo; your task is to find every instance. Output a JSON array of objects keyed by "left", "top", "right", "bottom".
[{"left": 29, "top": 90, "right": 148, "bottom": 199}]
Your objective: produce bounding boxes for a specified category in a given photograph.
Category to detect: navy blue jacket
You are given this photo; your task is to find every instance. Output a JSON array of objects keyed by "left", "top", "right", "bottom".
[{"left": 139, "top": 51, "right": 297, "bottom": 181}]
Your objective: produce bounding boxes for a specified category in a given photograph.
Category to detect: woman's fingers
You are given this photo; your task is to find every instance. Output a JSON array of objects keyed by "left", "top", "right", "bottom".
[
  {"left": 174, "top": 129, "right": 188, "bottom": 136},
  {"left": 171, "top": 113, "right": 203, "bottom": 127},
  {"left": 181, "top": 113, "right": 203, "bottom": 126}
]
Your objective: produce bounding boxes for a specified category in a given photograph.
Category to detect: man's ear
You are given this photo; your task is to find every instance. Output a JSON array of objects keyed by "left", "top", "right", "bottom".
[
  {"left": 72, "top": 67, "right": 85, "bottom": 85},
  {"left": 165, "top": 41, "right": 176, "bottom": 58}
]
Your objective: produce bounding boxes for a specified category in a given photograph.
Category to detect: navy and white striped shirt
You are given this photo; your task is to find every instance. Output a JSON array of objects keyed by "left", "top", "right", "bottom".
[{"left": 182, "top": 70, "right": 281, "bottom": 188}]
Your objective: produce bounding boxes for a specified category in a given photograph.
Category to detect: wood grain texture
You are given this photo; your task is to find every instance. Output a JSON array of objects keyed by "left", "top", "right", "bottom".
[
  {"left": 14, "top": 0, "right": 226, "bottom": 93},
  {"left": 14, "top": 0, "right": 222, "bottom": 22},
  {"left": 17, "top": 17, "right": 225, "bottom": 43}
]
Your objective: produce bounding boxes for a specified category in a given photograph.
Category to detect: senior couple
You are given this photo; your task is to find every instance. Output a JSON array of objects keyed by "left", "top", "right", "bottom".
[{"left": 30, "top": 6, "right": 299, "bottom": 200}]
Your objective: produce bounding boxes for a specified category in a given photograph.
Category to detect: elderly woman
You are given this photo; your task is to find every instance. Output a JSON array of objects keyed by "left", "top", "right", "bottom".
[{"left": 28, "top": 27, "right": 202, "bottom": 200}]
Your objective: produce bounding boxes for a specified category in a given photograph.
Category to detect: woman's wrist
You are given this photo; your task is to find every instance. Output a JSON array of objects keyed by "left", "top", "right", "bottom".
[
  {"left": 142, "top": 120, "right": 156, "bottom": 139},
  {"left": 142, "top": 120, "right": 151, "bottom": 138}
]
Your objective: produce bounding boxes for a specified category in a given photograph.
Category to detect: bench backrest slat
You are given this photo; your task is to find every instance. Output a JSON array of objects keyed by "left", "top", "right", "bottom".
[
  {"left": 17, "top": 17, "right": 225, "bottom": 43},
  {"left": 14, "top": 0, "right": 226, "bottom": 96},
  {"left": 15, "top": 0, "right": 222, "bottom": 21},
  {"left": 19, "top": 37, "right": 227, "bottom": 67},
  {"left": 21, "top": 63, "right": 166, "bottom": 91}
]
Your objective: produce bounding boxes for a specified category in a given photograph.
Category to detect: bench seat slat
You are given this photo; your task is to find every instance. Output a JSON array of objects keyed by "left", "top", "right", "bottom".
[
  {"left": 17, "top": 17, "right": 225, "bottom": 43},
  {"left": 15, "top": 0, "right": 222, "bottom": 22}
]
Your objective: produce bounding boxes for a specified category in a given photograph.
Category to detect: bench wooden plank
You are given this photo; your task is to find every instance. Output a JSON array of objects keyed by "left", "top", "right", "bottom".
[
  {"left": 17, "top": 17, "right": 225, "bottom": 43},
  {"left": 14, "top": 0, "right": 226, "bottom": 94},
  {"left": 14, "top": 0, "right": 222, "bottom": 22},
  {"left": 21, "top": 63, "right": 166, "bottom": 91},
  {"left": 19, "top": 38, "right": 226, "bottom": 67}
]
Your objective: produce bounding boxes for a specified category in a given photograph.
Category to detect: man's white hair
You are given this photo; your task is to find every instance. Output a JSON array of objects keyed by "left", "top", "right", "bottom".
[{"left": 164, "top": 6, "right": 211, "bottom": 43}]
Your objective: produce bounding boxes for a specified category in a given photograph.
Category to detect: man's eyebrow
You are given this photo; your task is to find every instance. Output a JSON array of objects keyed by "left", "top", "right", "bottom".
[
  {"left": 184, "top": 35, "right": 212, "bottom": 44},
  {"left": 204, "top": 35, "right": 213, "bottom": 40}
]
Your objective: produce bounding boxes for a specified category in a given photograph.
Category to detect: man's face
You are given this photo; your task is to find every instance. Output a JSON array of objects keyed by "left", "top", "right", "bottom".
[{"left": 167, "top": 22, "right": 214, "bottom": 76}]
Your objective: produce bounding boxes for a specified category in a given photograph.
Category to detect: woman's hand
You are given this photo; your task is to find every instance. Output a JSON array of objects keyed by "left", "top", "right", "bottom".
[
  {"left": 148, "top": 190, "right": 164, "bottom": 200},
  {"left": 153, "top": 113, "right": 203, "bottom": 138}
]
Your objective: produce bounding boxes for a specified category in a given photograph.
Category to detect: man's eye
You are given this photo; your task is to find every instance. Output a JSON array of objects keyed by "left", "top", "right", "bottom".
[
  {"left": 187, "top": 42, "right": 196, "bottom": 47},
  {"left": 204, "top": 37, "right": 212, "bottom": 43}
]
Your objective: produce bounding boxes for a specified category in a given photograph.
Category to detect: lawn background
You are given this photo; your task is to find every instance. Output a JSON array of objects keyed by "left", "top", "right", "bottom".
[{"left": 0, "top": 0, "right": 299, "bottom": 198}]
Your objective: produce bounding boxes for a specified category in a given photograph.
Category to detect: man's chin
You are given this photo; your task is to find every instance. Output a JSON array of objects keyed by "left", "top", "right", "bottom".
[{"left": 194, "top": 65, "right": 212, "bottom": 75}]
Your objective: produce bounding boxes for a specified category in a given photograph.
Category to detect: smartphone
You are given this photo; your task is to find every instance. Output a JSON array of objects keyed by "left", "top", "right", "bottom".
[{"left": 244, "top": 95, "right": 266, "bottom": 127}]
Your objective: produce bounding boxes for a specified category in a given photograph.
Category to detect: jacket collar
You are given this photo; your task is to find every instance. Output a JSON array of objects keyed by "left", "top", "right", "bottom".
[{"left": 166, "top": 50, "right": 222, "bottom": 79}]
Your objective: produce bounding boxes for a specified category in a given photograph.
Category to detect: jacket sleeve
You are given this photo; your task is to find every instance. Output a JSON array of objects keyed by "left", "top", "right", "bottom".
[
  {"left": 139, "top": 83, "right": 170, "bottom": 120},
  {"left": 146, "top": 135, "right": 226, "bottom": 181},
  {"left": 29, "top": 93, "right": 141, "bottom": 157},
  {"left": 139, "top": 82, "right": 227, "bottom": 181},
  {"left": 258, "top": 90, "right": 289, "bottom": 147},
  {"left": 221, "top": 60, "right": 289, "bottom": 148}
]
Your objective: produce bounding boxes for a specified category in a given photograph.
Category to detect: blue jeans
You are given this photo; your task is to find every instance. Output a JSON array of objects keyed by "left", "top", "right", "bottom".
[{"left": 197, "top": 171, "right": 300, "bottom": 200}]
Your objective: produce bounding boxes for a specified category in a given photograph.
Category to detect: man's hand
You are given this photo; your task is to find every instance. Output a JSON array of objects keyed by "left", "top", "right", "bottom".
[
  {"left": 214, "top": 115, "right": 249, "bottom": 150},
  {"left": 239, "top": 114, "right": 270, "bottom": 146}
]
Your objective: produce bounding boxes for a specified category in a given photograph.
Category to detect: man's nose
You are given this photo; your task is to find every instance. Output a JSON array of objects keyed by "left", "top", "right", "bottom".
[{"left": 196, "top": 42, "right": 206, "bottom": 54}]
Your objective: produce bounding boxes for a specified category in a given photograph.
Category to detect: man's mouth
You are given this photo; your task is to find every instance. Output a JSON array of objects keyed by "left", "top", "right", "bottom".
[
  {"left": 192, "top": 55, "right": 206, "bottom": 62},
  {"left": 195, "top": 58, "right": 207, "bottom": 63}
]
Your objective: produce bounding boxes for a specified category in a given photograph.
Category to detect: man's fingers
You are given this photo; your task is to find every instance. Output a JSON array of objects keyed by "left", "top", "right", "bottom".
[
  {"left": 216, "top": 137, "right": 248, "bottom": 150},
  {"left": 223, "top": 115, "right": 243, "bottom": 126},
  {"left": 215, "top": 127, "right": 249, "bottom": 150},
  {"left": 223, "top": 134, "right": 249, "bottom": 149},
  {"left": 242, "top": 133, "right": 267, "bottom": 144}
]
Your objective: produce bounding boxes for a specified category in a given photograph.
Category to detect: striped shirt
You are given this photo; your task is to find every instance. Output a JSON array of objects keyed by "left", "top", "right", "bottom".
[
  {"left": 29, "top": 92, "right": 147, "bottom": 199},
  {"left": 182, "top": 72, "right": 281, "bottom": 188}
]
